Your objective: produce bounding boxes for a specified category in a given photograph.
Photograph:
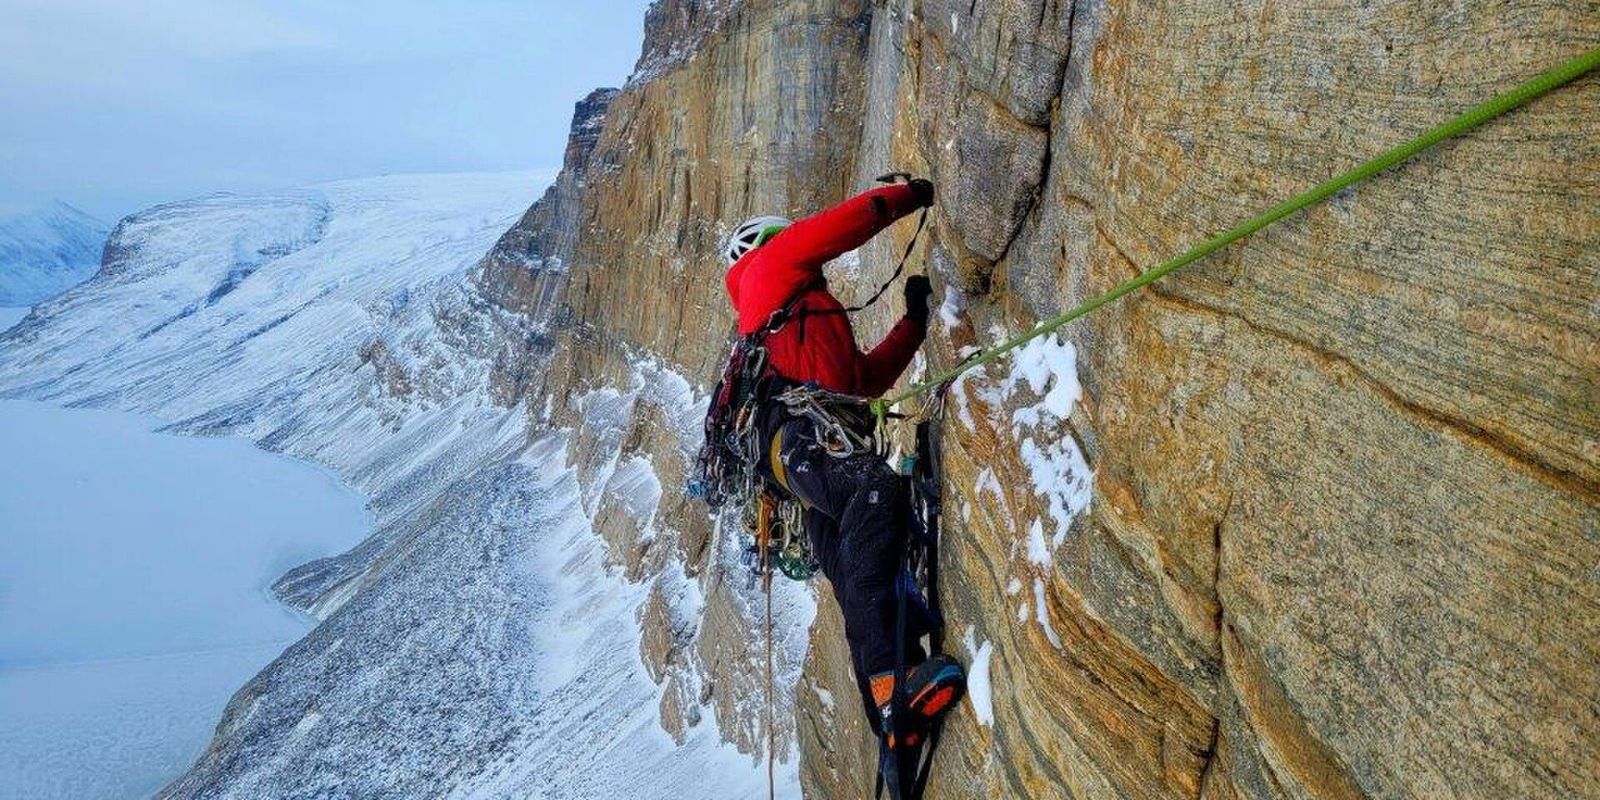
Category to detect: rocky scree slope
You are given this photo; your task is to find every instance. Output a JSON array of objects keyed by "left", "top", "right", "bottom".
[{"left": 480, "top": 1, "right": 1599, "bottom": 798}]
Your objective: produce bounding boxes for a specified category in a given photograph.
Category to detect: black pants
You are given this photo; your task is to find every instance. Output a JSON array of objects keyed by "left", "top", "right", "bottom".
[{"left": 771, "top": 415, "right": 927, "bottom": 729}]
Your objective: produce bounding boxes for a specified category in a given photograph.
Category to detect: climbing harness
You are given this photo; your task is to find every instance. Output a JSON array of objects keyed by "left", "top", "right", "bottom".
[
  {"left": 740, "top": 385, "right": 893, "bottom": 583},
  {"left": 869, "top": 44, "right": 1600, "bottom": 421},
  {"left": 775, "top": 384, "right": 884, "bottom": 459}
]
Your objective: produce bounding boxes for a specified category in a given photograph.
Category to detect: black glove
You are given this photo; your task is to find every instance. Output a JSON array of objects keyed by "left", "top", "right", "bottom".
[
  {"left": 908, "top": 178, "right": 935, "bottom": 208},
  {"left": 875, "top": 172, "right": 935, "bottom": 208},
  {"left": 904, "top": 275, "right": 933, "bottom": 325}
]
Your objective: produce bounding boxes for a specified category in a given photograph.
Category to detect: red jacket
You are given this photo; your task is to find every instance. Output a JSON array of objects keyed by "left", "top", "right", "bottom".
[{"left": 725, "top": 185, "right": 927, "bottom": 397}]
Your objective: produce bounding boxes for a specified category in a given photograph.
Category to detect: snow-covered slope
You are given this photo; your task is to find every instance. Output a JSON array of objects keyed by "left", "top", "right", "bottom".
[
  {"left": 0, "top": 202, "right": 108, "bottom": 306},
  {"left": 0, "top": 172, "right": 785, "bottom": 797}
]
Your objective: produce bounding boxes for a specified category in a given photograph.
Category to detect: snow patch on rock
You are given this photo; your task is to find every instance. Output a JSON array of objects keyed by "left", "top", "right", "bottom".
[
  {"left": 1033, "top": 578, "right": 1063, "bottom": 650},
  {"left": 959, "top": 332, "right": 1093, "bottom": 564},
  {"left": 962, "top": 627, "right": 995, "bottom": 727}
]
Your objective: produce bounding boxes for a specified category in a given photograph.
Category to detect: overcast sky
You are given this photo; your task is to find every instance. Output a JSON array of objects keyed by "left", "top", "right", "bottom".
[{"left": 0, "top": 0, "right": 652, "bottom": 222}]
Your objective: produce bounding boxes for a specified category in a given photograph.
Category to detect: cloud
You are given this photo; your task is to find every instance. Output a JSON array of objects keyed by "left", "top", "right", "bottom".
[
  {"left": 0, "top": 0, "right": 651, "bottom": 220},
  {"left": 1, "top": 0, "right": 333, "bottom": 63}
]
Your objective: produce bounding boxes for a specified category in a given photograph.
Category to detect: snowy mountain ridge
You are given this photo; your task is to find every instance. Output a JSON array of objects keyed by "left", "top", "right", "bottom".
[
  {"left": 0, "top": 201, "right": 109, "bottom": 306},
  {"left": 0, "top": 171, "right": 789, "bottom": 798}
]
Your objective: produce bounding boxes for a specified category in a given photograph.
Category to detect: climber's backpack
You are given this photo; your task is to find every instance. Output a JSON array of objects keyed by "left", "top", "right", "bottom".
[
  {"left": 688, "top": 288, "right": 824, "bottom": 581},
  {"left": 686, "top": 331, "right": 768, "bottom": 510}
]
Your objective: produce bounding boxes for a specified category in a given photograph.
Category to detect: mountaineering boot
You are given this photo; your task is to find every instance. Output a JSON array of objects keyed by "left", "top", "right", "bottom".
[
  {"left": 870, "top": 658, "right": 965, "bottom": 800},
  {"left": 869, "top": 673, "right": 913, "bottom": 748},
  {"left": 904, "top": 654, "right": 966, "bottom": 726},
  {"left": 869, "top": 654, "right": 967, "bottom": 747}
]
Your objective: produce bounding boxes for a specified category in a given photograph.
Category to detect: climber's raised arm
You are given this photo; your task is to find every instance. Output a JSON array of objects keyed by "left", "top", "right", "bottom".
[{"left": 759, "top": 180, "right": 931, "bottom": 273}]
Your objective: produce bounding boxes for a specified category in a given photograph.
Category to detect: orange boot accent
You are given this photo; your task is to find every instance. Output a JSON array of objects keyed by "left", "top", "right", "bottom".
[{"left": 870, "top": 672, "right": 896, "bottom": 707}]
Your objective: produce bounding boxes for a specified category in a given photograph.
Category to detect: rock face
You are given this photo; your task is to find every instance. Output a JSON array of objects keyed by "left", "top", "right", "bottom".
[
  {"left": 482, "top": 1, "right": 1599, "bottom": 798},
  {"left": 478, "top": 88, "right": 617, "bottom": 320}
]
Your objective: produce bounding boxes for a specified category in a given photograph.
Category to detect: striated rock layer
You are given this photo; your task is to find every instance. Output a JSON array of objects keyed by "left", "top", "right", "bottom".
[{"left": 484, "top": 0, "right": 1599, "bottom": 798}]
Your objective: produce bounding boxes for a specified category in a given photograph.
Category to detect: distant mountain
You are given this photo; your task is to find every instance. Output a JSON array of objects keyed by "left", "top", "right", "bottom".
[{"left": 0, "top": 202, "right": 109, "bottom": 306}]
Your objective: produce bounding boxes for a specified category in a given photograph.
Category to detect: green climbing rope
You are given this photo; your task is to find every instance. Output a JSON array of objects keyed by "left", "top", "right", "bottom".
[{"left": 870, "top": 44, "right": 1600, "bottom": 419}]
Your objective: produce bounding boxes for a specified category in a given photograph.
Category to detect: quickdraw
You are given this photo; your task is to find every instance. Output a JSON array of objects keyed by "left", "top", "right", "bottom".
[
  {"left": 774, "top": 384, "right": 883, "bottom": 459},
  {"left": 772, "top": 498, "right": 813, "bottom": 581},
  {"left": 739, "top": 489, "right": 818, "bottom": 583}
]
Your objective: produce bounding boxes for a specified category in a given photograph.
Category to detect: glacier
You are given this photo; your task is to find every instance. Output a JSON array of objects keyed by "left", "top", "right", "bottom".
[{"left": 0, "top": 172, "right": 790, "bottom": 798}]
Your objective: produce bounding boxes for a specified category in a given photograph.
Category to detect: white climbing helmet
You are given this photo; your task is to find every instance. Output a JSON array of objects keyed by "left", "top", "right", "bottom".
[{"left": 723, "top": 215, "right": 792, "bottom": 266}]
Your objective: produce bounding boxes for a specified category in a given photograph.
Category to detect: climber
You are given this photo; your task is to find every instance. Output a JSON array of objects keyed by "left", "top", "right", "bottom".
[{"left": 721, "top": 176, "right": 966, "bottom": 797}]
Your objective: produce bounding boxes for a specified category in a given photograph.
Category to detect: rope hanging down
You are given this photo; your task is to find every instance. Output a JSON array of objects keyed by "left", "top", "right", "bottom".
[{"left": 870, "top": 44, "right": 1600, "bottom": 419}]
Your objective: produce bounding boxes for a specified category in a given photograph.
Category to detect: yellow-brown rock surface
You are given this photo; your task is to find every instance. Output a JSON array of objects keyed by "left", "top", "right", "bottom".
[{"left": 482, "top": 1, "right": 1599, "bottom": 797}]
